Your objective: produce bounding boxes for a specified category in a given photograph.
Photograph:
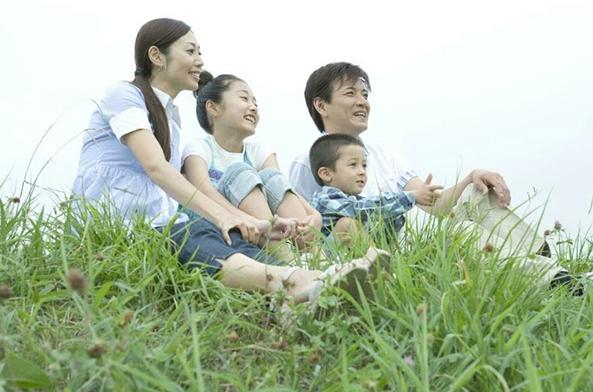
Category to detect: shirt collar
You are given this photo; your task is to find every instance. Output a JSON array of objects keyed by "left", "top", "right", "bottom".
[
  {"left": 152, "top": 86, "right": 180, "bottom": 125},
  {"left": 152, "top": 86, "right": 174, "bottom": 110}
]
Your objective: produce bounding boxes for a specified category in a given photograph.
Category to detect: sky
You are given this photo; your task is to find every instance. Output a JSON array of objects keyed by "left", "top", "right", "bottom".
[{"left": 1, "top": 0, "right": 592, "bottom": 238}]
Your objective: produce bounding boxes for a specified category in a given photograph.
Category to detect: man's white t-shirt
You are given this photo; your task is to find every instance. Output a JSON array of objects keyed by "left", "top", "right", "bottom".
[{"left": 289, "top": 138, "right": 417, "bottom": 201}]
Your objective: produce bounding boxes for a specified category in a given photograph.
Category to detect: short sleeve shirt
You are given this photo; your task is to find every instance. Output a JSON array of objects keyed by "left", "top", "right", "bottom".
[
  {"left": 182, "top": 135, "right": 274, "bottom": 186},
  {"left": 72, "top": 82, "right": 186, "bottom": 227}
]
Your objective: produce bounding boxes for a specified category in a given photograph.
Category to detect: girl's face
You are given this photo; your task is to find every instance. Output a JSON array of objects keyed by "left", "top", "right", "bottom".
[
  {"left": 158, "top": 31, "right": 204, "bottom": 97},
  {"left": 213, "top": 81, "right": 259, "bottom": 137}
]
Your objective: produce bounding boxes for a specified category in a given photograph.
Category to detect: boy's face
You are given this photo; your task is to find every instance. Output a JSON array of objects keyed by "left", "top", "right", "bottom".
[
  {"left": 322, "top": 144, "right": 367, "bottom": 195},
  {"left": 318, "top": 77, "right": 371, "bottom": 137}
]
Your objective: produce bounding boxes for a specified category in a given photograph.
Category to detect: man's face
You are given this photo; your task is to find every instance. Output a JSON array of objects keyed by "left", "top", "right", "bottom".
[{"left": 318, "top": 77, "right": 371, "bottom": 137}]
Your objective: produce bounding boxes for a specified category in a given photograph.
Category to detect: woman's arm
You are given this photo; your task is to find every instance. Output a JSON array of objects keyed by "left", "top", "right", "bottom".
[{"left": 122, "top": 129, "right": 260, "bottom": 244}]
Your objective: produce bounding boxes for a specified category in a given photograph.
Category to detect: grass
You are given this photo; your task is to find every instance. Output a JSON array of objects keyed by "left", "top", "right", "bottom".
[{"left": 1, "top": 189, "right": 593, "bottom": 391}]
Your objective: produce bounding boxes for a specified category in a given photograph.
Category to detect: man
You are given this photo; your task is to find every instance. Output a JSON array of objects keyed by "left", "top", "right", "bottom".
[{"left": 289, "top": 62, "right": 510, "bottom": 213}]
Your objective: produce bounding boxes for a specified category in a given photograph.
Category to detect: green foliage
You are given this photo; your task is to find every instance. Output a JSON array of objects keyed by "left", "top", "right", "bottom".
[{"left": 1, "top": 191, "right": 592, "bottom": 391}]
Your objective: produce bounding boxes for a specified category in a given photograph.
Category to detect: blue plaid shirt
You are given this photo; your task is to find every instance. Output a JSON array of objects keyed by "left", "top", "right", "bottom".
[{"left": 311, "top": 186, "right": 416, "bottom": 236}]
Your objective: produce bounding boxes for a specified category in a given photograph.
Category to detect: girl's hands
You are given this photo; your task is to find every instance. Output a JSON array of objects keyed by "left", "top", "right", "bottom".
[
  {"left": 252, "top": 216, "right": 298, "bottom": 246},
  {"left": 296, "top": 212, "right": 322, "bottom": 244}
]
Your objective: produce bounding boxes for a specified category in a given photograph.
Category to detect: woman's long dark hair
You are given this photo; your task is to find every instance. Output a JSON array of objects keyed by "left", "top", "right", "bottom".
[{"left": 132, "top": 18, "right": 191, "bottom": 161}]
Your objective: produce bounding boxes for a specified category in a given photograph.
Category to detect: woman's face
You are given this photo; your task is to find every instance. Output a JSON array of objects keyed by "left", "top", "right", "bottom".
[
  {"left": 157, "top": 31, "right": 204, "bottom": 97},
  {"left": 213, "top": 81, "right": 259, "bottom": 137}
]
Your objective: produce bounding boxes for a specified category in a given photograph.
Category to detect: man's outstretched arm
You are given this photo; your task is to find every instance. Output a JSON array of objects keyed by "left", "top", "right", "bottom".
[{"left": 404, "top": 169, "right": 510, "bottom": 215}]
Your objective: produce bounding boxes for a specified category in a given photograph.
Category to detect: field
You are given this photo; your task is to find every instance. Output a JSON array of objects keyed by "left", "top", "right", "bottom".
[{"left": 1, "top": 194, "right": 593, "bottom": 391}]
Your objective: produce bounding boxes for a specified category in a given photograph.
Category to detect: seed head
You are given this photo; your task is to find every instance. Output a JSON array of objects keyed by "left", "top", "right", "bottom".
[
  {"left": 543, "top": 229, "right": 551, "bottom": 236},
  {"left": 416, "top": 303, "right": 427, "bottom": 315},
  {"left": 282, "top": 277, "right": 295, "bottom": 290},
  {"left": 120, "top": 309, "right": 134, "bottom": 326},
  {"left": 67, "top": 268, "right": 87, "bottom": 295},
  {"left": 307, "top": 350, "right": 321, "bottom": 364},
  {"left": 95, "top": 251, "right": 105, "bottom": 261},
  {"left": 227, "top": 330, "right": 240, "bottom": 343},
  {"left": 362, "top": 379, "right": 378, "bottom": 391},
  {"left": 483, "top": 243, "right": 495, "bottom": 253},
  {"left": 554, "top": 220, "right": 562, "bottom": 230},
  {"left": 87, "top": 340, "right": 107, "bottom": 359},
  {"left": 404, "top": 355, "right": 416, "bottom": 367},
  {"left": 0, "top": 284, "right": 12, "bottom": 299},
  {"left": 8, "top": 197, "right": 20, "bottom": 203},
  {"left": 271, "top": 337, "right": 288, "bottom": 350}
]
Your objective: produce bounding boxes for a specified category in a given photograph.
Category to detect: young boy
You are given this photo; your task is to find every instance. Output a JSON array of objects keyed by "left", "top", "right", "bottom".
[{"left": 309, "top": 133, "right": 442, "bottom": 244}]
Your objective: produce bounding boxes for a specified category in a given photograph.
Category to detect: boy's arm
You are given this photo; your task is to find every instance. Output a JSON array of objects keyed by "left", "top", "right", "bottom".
[
  {"left": 352, "top": 191, "right": 415, "bottom": 220},
  {"left": 311, "top": 188, "right": 358, "bottom": 228}
]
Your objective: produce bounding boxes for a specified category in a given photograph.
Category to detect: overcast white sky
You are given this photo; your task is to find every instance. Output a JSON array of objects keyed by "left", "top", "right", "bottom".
[{"left": 1, "top": 0, "right": 592, "bottom": 238}]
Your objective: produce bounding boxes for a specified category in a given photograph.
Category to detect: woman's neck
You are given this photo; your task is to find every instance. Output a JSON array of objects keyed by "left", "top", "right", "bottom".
[
  {"left": 149, "top": 75, "right": 178, "bottom": 99},
  {"left": 212, "top": 127, "right": 245, "bottom": 153}
]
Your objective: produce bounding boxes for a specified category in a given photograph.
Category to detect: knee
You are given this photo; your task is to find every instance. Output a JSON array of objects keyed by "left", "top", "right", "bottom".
[
  {"left": 258, "top": 168, "right": 293, "bottom": 213},
  {"left": 333, "top": 217, "right": 358, "bottom": 234},
  {"left": 331, "top": 217, "right": 360, "bottom": 245},
  {"left": 258, "top": 167, "right": 284, "bottom": 186},
  {"left": 225, "top": 162, "right": 258, "bottom": 179},
  {"left": 218, "top": 163, "right": 264, "bottom": 206}
]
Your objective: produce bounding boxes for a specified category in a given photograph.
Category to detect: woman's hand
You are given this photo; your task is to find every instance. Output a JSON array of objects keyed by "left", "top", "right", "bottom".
[{"left": 215, "top": 213, "right": 262, "bottom": 245}]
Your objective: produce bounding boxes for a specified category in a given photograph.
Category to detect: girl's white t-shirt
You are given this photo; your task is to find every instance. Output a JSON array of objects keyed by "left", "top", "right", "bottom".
[{"left": 182, "top": 135, "right": 274, "bottom": 173}]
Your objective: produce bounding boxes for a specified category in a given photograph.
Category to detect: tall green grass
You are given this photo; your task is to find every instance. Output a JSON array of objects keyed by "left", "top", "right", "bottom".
[{"left": 1, "top": 189, "right": 592, "bottom": 391}]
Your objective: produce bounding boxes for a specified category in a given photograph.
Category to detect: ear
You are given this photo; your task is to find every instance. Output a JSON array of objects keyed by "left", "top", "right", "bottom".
[
  {"left": 148, "top": 45, "right": 165, "bottom": 68},
  {"left": 317, "top": 166, "right": 333, "bottom": 184},
  {"left": 205, "top": 100, "right": 221, "bottom": 118},
  {"left": 313, "top": 97, "right": 328, "bottom": 117}
]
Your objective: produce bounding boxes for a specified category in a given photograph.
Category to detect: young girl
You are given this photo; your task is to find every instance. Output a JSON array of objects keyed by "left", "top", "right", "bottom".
[
  {"left": 182, "top": 72, "right": 322, "bottom": 257},
  {"left": 72, "top": 18, "right": 388, "bottom": 311}
]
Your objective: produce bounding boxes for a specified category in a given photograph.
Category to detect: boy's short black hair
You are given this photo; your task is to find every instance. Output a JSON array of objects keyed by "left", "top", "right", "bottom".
[
  {"left": 309, "top": 134, "right": 365, "bottom": 186},
  {"left": 304, "top": 62, "right": 371, "bottom": 132}
]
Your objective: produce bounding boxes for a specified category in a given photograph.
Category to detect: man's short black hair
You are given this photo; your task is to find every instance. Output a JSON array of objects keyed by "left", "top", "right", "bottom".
[
  {"left": 304, "top": 62, "right": 371, "bottom": 132},
  {"left": 309, "top": 134, "right": 365, "bottom": 186}
]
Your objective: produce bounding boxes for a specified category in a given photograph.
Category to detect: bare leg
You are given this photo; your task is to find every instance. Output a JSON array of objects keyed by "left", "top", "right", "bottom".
[
  {"left": 276, "top": 192, "right": 308, "bottom": 219},
  {"left": 238, "top": 187, "right": 294, "bottom": 261},
  {"left": 238, "top": 186, "right": 274, "bottom": 220},
  {"left": 218, "top": 253, "right": 321, "bottom": 302}
]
